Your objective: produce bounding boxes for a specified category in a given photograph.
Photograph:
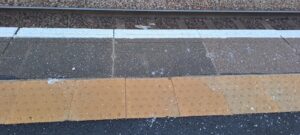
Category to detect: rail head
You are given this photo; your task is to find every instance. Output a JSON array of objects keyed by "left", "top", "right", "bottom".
[{"left": 1, "top": 6, "right": 300, "bottom": 15}]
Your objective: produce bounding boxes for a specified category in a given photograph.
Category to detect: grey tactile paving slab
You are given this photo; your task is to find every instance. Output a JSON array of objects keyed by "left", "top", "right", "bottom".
[
  {"left": 0, "top": 38, "right": 113, "bottom": 79},
  {"left": 203, "top": 38, "right": 300, "bottom": 74},
  {"left": 114, "top": 39, "right": 216, "bottom": 77}
]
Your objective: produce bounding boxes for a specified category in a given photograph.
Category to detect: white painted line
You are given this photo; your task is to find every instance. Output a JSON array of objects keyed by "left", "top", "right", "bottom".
[
  {"left": 5, "top": 28, "right": 300, "bottom": 39},
  {"left": 198, "top": 30, "right": 281, "bottom": 38},
  {"left": 115, "top": 29, "right": 201, "bottom": 39},
  {"left": 115, "top": 29, "right": 284, "bottom": 39},
  {"left": 16, "top": 28, "right": 113, "bottom": 38},
  {"left": 279, "top": 30, "right": 300, "bottom": 38},
  {"left": 0, "top": 27, "right": 18, "bottom": 38}
]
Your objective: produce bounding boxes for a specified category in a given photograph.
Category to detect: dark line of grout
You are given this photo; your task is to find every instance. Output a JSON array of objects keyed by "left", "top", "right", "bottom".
[
  {"left": 111, "top": 29, "right": 116, "bottom": 77},
  {"left": 67, "top": 88, "right": 76, "bottom": 120},
  {"left": 1, "top": 27, "right": 20, "bottom": 55},
  {"left": 281, "top": 36, "right": 297, "bottom": 52},
  {"left": 124, "top": 78, "right": 127, "bottom": 118},
  {"left": 281, "top": 36, "right": 300, "bottom": 62},
  {"left": 170, "top": 78, "right": 181, "bottom": 116}
]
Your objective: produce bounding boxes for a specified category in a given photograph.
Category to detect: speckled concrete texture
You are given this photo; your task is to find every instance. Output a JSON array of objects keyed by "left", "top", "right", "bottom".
[
  {"left": 203, "top": 38, "right": 300, "bottom": 74},
  {"left": 283, "top": 38, "right": 300, "bottom": 60},
  {"left": 0, "top": 38, "right": 10, "bottom": 53},
  {"left": 0, "top": 38, "right": 113, "bottom": 79},
  {"left": 0, "top": 112, "right": 299, "bottom": 135},
  {"left": 1, "top": 0, "right": 300, "bottom": 11},
  {"left": 114, "top": 39, "right": 216, "bottom": 77}
]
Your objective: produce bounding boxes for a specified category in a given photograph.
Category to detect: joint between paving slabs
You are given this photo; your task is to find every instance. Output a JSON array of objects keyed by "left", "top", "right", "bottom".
[
  {"left": 170, "top": 78, "right": 181, "bottom": 116},
  {"left": 67, "top": 89, "right": 75, "bottom": 120},
  {"left": 111, "top": 29, "right": 116, "bottom": 77},
  {"left": 281, "top": 36, "right": 300, "bottom": 62},
  {"left": 124, "top": 78, "right": 127, "bottom": 118},
  {"left": 1, "top": 27, "right": 20, "bottom": 55},
  {"left": 281, "top": 36, "right": 299, "bottom": 53}
]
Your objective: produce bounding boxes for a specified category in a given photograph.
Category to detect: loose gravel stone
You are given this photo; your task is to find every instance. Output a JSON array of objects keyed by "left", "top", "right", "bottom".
[{"left": 1, "top": 9, "right": 300, "bottom": 29}]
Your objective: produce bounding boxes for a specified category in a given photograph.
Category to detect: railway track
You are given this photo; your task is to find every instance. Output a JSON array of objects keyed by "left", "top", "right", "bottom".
[{"left": 1, "top": 7, "right": 300, "bottom": 29}]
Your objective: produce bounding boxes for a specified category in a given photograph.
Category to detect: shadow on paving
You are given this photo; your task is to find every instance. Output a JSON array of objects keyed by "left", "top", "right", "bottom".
[{"left": 0, "top": 112, "right": 299, "bottom": 135}]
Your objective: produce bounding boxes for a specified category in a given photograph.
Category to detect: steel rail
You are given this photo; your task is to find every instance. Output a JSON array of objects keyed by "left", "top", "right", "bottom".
[{"left": 1, "top": 6, "right": 300, "bottom": 14}]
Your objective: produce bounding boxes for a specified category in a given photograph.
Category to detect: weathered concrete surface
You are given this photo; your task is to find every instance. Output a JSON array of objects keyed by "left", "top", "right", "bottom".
[
  {"left": 114, "top": 39, "right": 216, "bottom": 77},
  {"left": 0, "top": 38, "right": 113, "bottom": 79},
  {"left": 1, "top": 0, "right": 300, "bottom": 11},
  {"left": 0, "top": 38, "right": 299, "bottom": 79},
  {"left": 1, "top": 112, "right": 299, "bottom": 135},
  {"left": 0, "top": 38, "right": 9, "bottom": 53},
  {"left": 203, "top": 38, "right": 300, "bottom": 74},
  {"left": 284, "top": 38, "right": 300, "bottom": 54}
]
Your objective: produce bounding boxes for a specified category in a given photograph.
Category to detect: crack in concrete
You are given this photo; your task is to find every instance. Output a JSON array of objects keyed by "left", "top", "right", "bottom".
[{"left": 202, "top": 41, "right": 219, "bottom": 75}]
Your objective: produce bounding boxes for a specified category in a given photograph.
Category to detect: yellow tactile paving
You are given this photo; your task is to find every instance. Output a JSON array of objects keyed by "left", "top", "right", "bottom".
[
  {"left": 258, "top": 75, "right": 300, "bottom": 112},
  {"left": 126, "top": 78, "right": 180, "bottom": 118},
  {"left": 5, "top": 80, "right": 73, "bottom": 124},
  {"left": 69, "top": 79, "right": 126, "bottom": 121},
  {"left": 0, "top": 81, "right": 18, "bottom": 123},
  {"left": 204, "top": 76, "right": 280, "bottom": 114},
  {"left": 0, "top": 74, "right": 299, "bottom": 125},
  {"left": 172, "top": 77, "right": 231, "bottom": 116}
]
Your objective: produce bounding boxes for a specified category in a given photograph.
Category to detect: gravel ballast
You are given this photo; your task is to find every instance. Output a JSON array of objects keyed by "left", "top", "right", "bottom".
[{"left": 1, "top": 0, "right": 300, "bottom": 11}]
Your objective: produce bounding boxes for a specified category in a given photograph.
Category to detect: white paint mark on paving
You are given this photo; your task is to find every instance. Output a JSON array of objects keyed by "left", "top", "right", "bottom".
[
  {"left": 198, "top": 30, "right": 281, "bottom": 38},
  {"left": 0, "top": 27, "right": 18, "bottom": 38},
  {"left": 279, "top": 30, "right": 300, "bottom": 38},
  {"left": 16, "top": 28, "right": 113, "bottom": 38},
  {"left": 115, "top": 29, "right": 201, "bottom": 39},
  {"left": 47, "top": 78, "right": 64, "bottom": 85},
  {"left": 116, "top": 29, "right": 283, "bottom": 38},
  {"left": 1, "top": 28, "right": 299, "bottom": 39}
]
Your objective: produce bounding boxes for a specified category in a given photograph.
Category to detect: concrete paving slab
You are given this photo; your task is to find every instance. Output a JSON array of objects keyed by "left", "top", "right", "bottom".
[
  {"left": 114, "top": 39, "right": 216, "bottom": 77},
  {"left": 203, "top": 38, "right": 300, "bottom": 74},
  {"left": 0, "top": 38, "right": 113, "bottom": 79},
  {"left": 0, "top": 38, "right": 10, "bottom": 54},
  {"left": 284, "top": 38, "right": 300, "bottom": 53}
]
